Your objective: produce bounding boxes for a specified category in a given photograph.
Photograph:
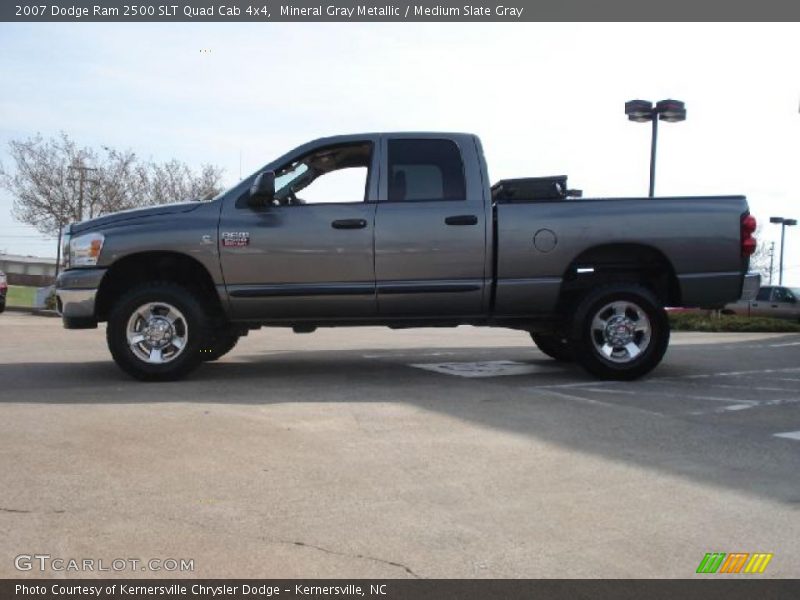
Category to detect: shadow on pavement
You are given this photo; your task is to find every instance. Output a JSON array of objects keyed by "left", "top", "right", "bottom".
[{"left": 1, "top": 340, "right": 799, "bottom": 506}]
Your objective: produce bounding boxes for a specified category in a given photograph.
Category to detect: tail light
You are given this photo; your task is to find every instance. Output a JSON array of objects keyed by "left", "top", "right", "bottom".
[{"left": 741, "top": 214, "right": 757, "bottom": 257}]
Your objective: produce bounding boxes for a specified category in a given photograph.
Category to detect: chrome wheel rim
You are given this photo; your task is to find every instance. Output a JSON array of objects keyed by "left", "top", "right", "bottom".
[
  {"left": 590, "top": 300, "right": 651, "bottom": 364},
  {"left": 126, "top": 302, "right": 188, "bottom": 364}
]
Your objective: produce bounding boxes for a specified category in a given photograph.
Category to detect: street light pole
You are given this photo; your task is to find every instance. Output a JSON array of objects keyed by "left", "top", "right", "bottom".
[
  {"left": 770, "top": 216, "right": 798, "bottom": 285},
  {"left": 625, "top": 99, "right": 686, "bottom": 198},
  {"left": 649, "top": 116, "right": 658, "bottom": 198},
  {"left": 779, "top": 224, "right": 787, "bottom": 285}
]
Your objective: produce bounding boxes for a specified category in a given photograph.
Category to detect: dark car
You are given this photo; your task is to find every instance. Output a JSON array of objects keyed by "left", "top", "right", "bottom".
[{"left": 0, "top": 271, "right": 7, "bottom": 313}]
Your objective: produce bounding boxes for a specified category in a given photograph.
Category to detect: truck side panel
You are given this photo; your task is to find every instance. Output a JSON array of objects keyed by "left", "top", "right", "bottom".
[{"left": 493, "top": 196, "right": 749, "bottom": 315}]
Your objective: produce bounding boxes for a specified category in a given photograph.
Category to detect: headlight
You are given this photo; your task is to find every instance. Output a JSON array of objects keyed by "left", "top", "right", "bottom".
[{"left": 68, "top": 232, "right": 105, "bottom": 267}]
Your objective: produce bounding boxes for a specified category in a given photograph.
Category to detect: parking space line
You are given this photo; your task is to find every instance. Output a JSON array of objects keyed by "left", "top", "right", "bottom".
[
  {"left": 537, "top": 389, "right": 667, "bottom": 417},
  {"left": 531, "top": 367, "right": 800, "bottom": 391},
  {"left": 676, "top": 367, "right": 800, "bottom": 380},
  {"left": 579, "top": 387, "right": 638, "bottom": 395},
  {"left": 774, "top": 430, "right": 800, "bottom": 441},
  {"left": 689, "top": 397, "right": 800, "bottom": 416},
  {"left": 658, "top": 382, "right": 800, "bottom": 394},
  {"left": 576, "top": 386, "right": 747, "bottom": 405}
]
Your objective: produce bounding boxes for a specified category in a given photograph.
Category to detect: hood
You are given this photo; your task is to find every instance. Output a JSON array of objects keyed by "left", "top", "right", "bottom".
[{"left": 69, "top": 202, "right": 203, "bottom": 234}]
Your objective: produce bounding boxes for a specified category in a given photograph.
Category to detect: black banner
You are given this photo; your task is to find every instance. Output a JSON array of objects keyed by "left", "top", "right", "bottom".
[
  {"left": 3, "top": 0, "right": 800, "bottom": 22},
  {"left": 4, "top": 580, "right": 800, "bottom": 600}
]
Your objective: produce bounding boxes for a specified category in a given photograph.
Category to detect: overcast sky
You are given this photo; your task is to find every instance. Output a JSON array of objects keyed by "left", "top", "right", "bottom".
[{"left": 1, "top": 22, "right": 798, "bottom": 284}]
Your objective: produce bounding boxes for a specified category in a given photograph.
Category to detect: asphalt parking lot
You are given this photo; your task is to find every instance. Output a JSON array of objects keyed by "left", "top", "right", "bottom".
[{"left": 1, "top": 313, "right": 799, "bottom": 578}]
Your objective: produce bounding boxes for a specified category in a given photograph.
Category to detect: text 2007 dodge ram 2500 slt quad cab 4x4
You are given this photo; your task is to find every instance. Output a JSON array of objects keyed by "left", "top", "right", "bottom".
[{"left": 56, "top": 132, "right": 760, "bottom": 381}]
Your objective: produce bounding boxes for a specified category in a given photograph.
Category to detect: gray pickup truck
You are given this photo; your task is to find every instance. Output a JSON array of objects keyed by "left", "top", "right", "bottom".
[
  {"left": 56, "top": 132, "right": 760, "bottom": 381},
  {"left": 723, "top": 286, "right": 800, "bottom": 321}
]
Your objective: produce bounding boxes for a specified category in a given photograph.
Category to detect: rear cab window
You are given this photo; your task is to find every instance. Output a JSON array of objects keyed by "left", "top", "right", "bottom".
[{"left": 387, "top": 139, "right": 466, "bottom": 202}]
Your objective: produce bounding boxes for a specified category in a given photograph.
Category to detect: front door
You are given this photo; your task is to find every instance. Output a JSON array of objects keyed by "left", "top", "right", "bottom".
[
  {"left": 219, "top": 139, "right": 379, "bottom": 320},
  {"left": 770, "top": 287, "right": 798, "bottom": 319}
]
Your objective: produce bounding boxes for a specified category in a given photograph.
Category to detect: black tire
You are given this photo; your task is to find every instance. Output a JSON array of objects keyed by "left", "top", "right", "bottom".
[
  {"left": 201, "top": 328, "right": 240, "bottom": 362},
  {"left": 531, "top": 332, "right": 573, "bottom": 362},
  {"left": 570, "top": 284, "right": 670, "bottom": 381},
  {"left": 0, "top": 300, "right": 5, "bottom": 314},
  {"left": 106, "top": 281, "right": 212, "bottom": 381}
]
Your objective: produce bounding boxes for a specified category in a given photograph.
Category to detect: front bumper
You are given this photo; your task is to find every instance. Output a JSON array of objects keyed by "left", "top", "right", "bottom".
[
  {"left": 740, "top": 271, "right": 761, "bottom": 302},
  {"left": 56, "top": 268, "right": 106, "bottom": 328}
]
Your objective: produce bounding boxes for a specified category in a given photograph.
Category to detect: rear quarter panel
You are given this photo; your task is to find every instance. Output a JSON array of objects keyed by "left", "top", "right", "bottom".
[{"left": 494, "top": 196, "right": 748, "bottom": 315}]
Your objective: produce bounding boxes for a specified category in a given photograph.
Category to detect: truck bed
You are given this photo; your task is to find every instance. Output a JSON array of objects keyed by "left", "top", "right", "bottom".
[{"left": 492, "top": 195, "right": 750, "bottom": 316}]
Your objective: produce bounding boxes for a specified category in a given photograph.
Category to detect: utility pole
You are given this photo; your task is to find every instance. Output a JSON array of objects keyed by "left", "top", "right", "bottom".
[
  {"left": 58, "top": 163, "right": 98, "bottom": 281},
  {"left": 67, "top": 163, "right": 99, "bottom": 222}
]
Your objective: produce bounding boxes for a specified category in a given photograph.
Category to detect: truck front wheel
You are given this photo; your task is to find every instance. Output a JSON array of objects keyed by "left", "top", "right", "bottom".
[
  {"left": 106, "top": 282, "right": 212, "bottom": 381},
  {"left": 571, "top": 284, "right": 669, "bottom": 380},
  {"left": 201, "top": 328, "right": 240, "bottom": 362}
]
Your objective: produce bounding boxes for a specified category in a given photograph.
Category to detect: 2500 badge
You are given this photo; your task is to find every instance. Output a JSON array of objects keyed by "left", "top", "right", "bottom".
[{"left": 221, "top": 231, "right": 250, "bottom": 247}]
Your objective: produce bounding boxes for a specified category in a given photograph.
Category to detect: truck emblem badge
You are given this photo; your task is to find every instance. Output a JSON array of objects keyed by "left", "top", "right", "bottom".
[
  {"left": 221, "top": 231, "right": 250, "bottom": 247},
  {"left": 201, "top": 235, "right": 213, "bottom": 245}
]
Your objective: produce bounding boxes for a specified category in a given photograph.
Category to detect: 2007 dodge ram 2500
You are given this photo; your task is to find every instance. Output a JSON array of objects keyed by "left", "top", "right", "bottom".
[{"left": 56, "top": 132, "right": 760, "bottom": 381}]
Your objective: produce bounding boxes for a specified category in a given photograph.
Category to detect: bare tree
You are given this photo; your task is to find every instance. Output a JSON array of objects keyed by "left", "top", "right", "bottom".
[
  {"left": 0, "top": 133, "right": 90, "bottom": 237},
  {"left": 133, "top": 160, "right": 224, "bottom": 206},
  {"left": 0, "top": 132, "right": 225, "bottom": 240},
  {"left": 749, "top": 224, "right": 774, "bottom": 284}
]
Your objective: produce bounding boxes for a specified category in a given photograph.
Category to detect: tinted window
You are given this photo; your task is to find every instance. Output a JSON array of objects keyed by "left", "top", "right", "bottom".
[
  {"left": 755, "top": 287, "right": 771, "bottom": 301},
  {"left": 773, "top": 287, "right": 794, "bottom": 302},
  {"left": 388, "top": 139, "right": 466, "bottom": 202}
]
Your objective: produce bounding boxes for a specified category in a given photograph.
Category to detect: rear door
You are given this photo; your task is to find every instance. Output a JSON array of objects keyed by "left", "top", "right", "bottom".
[{"left": 373, "top": 135, "right": 489, "bottom": 317}]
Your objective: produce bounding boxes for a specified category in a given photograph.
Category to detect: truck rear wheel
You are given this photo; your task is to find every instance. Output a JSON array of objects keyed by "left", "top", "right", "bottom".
[
  {"left": 530, "top": 332, "right": 573, "bottom": 362},
  {"left": 106, "top": 282, "right": 212, "bottom": 381},
  {"left": 570, "top": 284, "right": 669, "bottom": 380}
]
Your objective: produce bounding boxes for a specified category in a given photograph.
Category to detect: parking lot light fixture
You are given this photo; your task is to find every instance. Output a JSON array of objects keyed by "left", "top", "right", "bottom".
[
  {"left": 770, "top": 216, "right": 797, "bottom": 285},
  {"left": 625, "top": 98, "right": 686, "bottom": 198}
]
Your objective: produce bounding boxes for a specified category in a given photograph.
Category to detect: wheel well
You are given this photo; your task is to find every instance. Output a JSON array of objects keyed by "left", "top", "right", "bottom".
[
  {"left": 559, "top": 243, "right": 681, "bottom": 310},
  {"left": 95, "top": 252, "right": 223, "bottom": 321}
]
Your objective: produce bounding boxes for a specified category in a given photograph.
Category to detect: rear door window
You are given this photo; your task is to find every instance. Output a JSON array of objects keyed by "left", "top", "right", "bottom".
[{"left": 387, "top": 139, "right": 466, "bottom": 202}]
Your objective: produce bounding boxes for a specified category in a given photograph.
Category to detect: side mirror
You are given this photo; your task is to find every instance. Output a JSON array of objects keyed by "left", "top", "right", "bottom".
[{"left": 248, "top": 171, "right": 275, "bottom": 207}]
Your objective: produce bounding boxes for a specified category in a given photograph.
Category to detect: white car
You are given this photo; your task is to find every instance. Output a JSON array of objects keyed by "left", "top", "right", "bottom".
[{"left": 723, "top": 286, "right": 800, "bottom": 321}]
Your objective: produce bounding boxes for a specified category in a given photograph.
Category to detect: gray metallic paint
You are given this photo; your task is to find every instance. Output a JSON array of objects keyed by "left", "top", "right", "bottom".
[
  {"left": 494, "top": 195, "right": 749, "bottom": 313},
  {"left": 56, "top": 132, "right": 752, "bottom": 328},
  {"left": 373, "top": 133, "right": 490, "bottom": 317}
]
